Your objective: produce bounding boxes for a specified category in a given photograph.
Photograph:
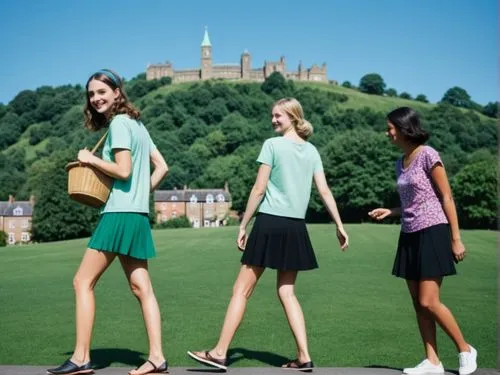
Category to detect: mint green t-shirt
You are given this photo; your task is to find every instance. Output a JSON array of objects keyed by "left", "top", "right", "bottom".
[
  {"left": 101, "top": 114, "right": 156, "bottom": 214},
  {"left": 257, "top": 137, "right": 323, "bottom": 219}
]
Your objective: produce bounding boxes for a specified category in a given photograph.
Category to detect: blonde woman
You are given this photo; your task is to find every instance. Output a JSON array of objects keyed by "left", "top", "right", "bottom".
[{"left": 188, "top": 97, "right": 348, "bottom": 371}]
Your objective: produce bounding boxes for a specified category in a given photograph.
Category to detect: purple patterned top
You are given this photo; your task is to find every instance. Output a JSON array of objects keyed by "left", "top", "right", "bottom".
[{"left": 396, "top": 146, "right": 448, "bottom": 233}]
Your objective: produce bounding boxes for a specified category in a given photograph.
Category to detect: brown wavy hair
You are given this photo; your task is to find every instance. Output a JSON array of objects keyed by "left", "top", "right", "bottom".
[
  {"left": 84, "top": 69, "right": 140, "bottom": 131},
  {"left": 273, "top": 97, "right": 313, "bottom": 140}
]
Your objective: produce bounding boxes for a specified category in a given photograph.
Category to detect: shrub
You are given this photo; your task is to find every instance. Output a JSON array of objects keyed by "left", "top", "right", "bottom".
[
  {"left": 0, "top": 231, "right": 7, "bottom": 247},
  {"left": 154, "top": 216, "right": 192, "bottom": 229}
]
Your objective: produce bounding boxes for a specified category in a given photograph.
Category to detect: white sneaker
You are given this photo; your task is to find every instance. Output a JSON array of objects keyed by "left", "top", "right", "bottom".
[
  {"left": 403, "top": 359, "right": 444, "bottom": 374},
  {"left": 459, "top": 345, "right": 478, "bottom": 375}
]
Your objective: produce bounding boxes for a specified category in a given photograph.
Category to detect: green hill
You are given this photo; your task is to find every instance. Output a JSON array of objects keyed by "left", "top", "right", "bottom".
[{"left": 0, "top": 74, "right": 497, "bottom": 235}]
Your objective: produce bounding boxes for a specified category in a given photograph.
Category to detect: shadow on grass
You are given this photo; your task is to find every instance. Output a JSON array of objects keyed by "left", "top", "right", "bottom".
[{"left": 65, "top": 348, "right": 146, "bottom": 369}]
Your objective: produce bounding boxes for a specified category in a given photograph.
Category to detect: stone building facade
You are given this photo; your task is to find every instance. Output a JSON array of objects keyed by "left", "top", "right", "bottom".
[
  {"left": 154, "top": 184, "right": 233, "bottom": 228},
  {"left": 0, "top": 195, "right": 34, "bottom": 245},
  {"left": 147, "top": 28, "right": 329, "bottom": 84}
]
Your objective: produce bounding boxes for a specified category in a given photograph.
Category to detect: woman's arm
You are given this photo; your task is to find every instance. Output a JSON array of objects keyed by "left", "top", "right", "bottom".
[
  {"left": 150, "top": 148, "right": 169, "bottom": 192},
  {"left": 431, "top": 164, "right": 465, "bottom": 261},
  {"left": 369, "top": 207, "right": 401, "bottom": 220},
  {"left": 313, "top": 171, "right": 343, "bottom": 226},
  {"left": 313, "top": 171, "right": 349, "bottom": 250},
  {"left": 237, "top": 164, "right": 271, "bottom": 250},
  {"left": 78, "top": 148, "right": 131, "bottom": 180},
  {"left": 239, "top": 164, "right": 271, "bottom": 229}
]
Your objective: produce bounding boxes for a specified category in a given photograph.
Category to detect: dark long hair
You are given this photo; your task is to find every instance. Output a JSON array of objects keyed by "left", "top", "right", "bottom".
[
  {"left": 387, "top": 106, "right": 429, "bottom": 145},
  {"left": 84, "top": 69, "right": 140, "bottom": 131}
]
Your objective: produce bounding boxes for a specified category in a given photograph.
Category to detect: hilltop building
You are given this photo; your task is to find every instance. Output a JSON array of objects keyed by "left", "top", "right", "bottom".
[{"left": 147, "top": 28, "right": 330, "bottom": 84}]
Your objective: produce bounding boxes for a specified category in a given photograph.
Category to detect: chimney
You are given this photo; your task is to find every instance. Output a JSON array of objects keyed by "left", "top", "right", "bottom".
[
  {"left": 183, "top": 185, "right": 188, "bottom": 191},
  {"left": 29, "top": 195, "right": 36, "bottom": 206},
  {"left": 8, "top": 195, "right": 14, "bottom": 203},
  {"left": 224, "top": 181, "right": 229, "bottom": 192}
]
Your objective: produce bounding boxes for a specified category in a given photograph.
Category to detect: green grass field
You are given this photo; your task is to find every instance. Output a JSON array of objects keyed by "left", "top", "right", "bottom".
[{"left": 0, "top": 224, "right": 496, "bottom": 369}]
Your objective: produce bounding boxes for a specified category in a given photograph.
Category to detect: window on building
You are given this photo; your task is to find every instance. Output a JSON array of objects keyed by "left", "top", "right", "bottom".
[
  {"left": 172, "top": 211, "right": 177, "bottom": 218},
  {"left": 204, "top": 220, "right": 210, "bottom": 227},
  {"left": 8, "top": 233, "right": 15, "bottom": 245},
  {"left": 171, "top": 195, "right": 178, "bottom": 201},
  {"left": 206, "top": 194, "right": 214, "bottom": 204},
  {"left": 22, "top": 220, "right": 29, "bottom": 229},
  {"left": 8, "top": 221, "right": 15, "bottom": 229},
  {"left": 161, "top": 215, "right": 168, "bottom": 222},
  {"left": 216, "top": 194, "right": 225, "bottom": 202},
  {"left": 190, "top": 195, "right": 198, "bottom": 204},
  {"left": 13, "top": 207, "right": 23, "bottom": 216},
  {"left": 21, "top": 232, "right": 30, "bottom": 242}
]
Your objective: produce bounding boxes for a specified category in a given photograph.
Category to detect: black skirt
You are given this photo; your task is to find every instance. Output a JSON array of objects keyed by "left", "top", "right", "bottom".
[
  {"left": 392, "top": 223, "right": 457, "bottom": 280},
  {"left": 241, "top": 213, "right": 318, "bottom": 271}
]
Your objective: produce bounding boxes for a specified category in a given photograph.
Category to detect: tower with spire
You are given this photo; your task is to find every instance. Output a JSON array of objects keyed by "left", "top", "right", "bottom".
[
  {"left": 146, "top": 27, "right": 330, "bottom": 84},
  {"left": 200, "top": 26, "right": 212, "bottom": 80},
  {"left": 241, "top": 49, "right": 251, "bottom": 80}
]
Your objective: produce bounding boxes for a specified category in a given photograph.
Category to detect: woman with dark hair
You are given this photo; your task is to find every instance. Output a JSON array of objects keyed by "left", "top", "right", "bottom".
[
  {"left": 369, "top": 107, "right": 477, "bottom": 375},
  {"left": 47, "top": 69, "right": 169, "bottom": 375}
]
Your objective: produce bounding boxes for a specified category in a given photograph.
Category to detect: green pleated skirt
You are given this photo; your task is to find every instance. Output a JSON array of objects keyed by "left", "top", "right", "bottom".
[{"left": 88, "top": 212, "right": 156, "bottom": 260}]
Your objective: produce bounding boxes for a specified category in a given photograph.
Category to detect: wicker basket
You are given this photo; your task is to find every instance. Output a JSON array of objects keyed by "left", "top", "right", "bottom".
[
  {"left": 66, "top": 162, "right": 113, "bottom": 208},
  {"left": 66, "top": 131, "right": 112, "bottom": 208}
]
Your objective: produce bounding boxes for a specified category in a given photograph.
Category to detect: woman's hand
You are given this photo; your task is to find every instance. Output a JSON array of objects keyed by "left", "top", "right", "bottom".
[
  {"left": 237, "top": 227, "right": 247, "bottom": 251},
  {"left": 452, "top": 238, "right": 466, "bottom": 263},
  {"left": 336, "top": 226, "right": 349, "bottom": 251},
  {"left": 77, "top": 149, "right": 97, "bottom": 165},
  {"left": 368, "top": 208, "right": 392, "bottom": 221}
]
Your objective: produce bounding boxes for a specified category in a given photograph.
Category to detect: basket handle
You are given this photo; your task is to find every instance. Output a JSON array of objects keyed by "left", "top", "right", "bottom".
[{"left": 90, "top": 130, "right": 109, "bottom": 154}]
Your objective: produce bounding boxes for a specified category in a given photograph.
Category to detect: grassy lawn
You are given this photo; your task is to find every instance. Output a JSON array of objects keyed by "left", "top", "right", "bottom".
[{"left": 0, "top": 224, "right": 496, "bottom": 369}]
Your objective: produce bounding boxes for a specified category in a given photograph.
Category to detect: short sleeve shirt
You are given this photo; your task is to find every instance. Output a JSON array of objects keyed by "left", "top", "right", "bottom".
[
  {"left": 257, "top": 137, "right": 323, "bottom": 219},
  {"left": 396, "top": 146, "right": 448, "bottom": 232},
  {"left": 101, "top": 114, "right": 156, "bottom": 214}
]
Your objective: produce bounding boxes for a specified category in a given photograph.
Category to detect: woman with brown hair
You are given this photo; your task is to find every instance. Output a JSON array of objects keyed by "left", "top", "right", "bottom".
[{"left": 47, "top": 69, "right": 169, "bottom": 375}]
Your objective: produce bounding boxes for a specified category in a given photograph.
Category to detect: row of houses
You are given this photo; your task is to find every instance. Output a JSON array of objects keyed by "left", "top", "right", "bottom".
[{"left": 1, "top": 185, "right": 234, "bottom": 245}]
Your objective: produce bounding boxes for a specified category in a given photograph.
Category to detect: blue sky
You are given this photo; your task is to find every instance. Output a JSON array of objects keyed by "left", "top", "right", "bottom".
[{"left": 0, "top": 0, "right": 497, "bottom": 105}]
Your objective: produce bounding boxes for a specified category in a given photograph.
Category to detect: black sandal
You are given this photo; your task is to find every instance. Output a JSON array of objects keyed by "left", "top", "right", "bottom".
[
  {"left": 46, "top": 359, "right": 94, "bottom": 375},
  {"left": 129, "top": 359, "right": 168, "bottom": 375},
  {"left": 281, "top": 359, "right": 314, "bottom": 372},
  {"left": 187, "top": 350, "right": 228, "bottom": 371}
]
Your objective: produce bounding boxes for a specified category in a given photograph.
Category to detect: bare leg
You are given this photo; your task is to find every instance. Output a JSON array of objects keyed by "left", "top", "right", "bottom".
[
  {"left": 119, "top": 255, "right": 165, "bottom": 375},
  {"left": 277, "top": 270, "right": 311, "bottom": 364},
  {"left": 71, "top": 249, "right": 116, "bottom": 364},
  {"left": 407, "top": 280, "right": 440, "bottom": 365},
  {"left": 418, "top": 278, "right": 469, "bottom": 353},
  {"left": 193, "top": 264, "right": 265, "bottom": 360}
]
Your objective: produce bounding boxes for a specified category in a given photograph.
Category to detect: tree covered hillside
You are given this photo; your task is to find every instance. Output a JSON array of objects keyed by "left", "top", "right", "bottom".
[{"left": 0, "top": 73, "right": 496, "bottom": 241}]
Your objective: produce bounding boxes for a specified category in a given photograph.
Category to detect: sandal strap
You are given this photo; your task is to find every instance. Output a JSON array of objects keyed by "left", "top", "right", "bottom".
[
  {"left": 146, "top": 360, "right": 157, "bottom": 371},
  {"left": 205, "top": 351, "right": 227, "bottom": 366},
  {"left": 284, "top": 359, "right": 299, "bottom": 368},
  {"left": 283, "top": 359, "right": 314, "bottom": 369}
]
